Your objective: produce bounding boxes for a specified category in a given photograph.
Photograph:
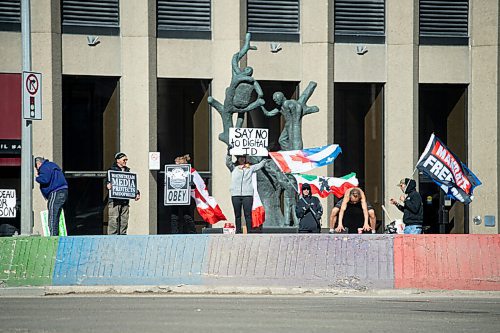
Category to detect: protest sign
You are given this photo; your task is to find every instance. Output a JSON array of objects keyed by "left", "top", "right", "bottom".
[
  {"left": 0, "top": 189, "right": 16, "bottom": 218},
  {"left": 229, "top": 127, "right": 268, "bottom": 156},
  {"left": 164, "top": 164, "right": 191, "bottom": 205},
  {"left": 40, "top": 209, "right": 67, "bottom": 236},
  {"left": 108, "top": 171, "right": 138, "bottom": 199}
]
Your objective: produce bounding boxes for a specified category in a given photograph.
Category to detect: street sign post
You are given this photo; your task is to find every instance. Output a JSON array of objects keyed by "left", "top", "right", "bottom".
[{"left": 22, "top": 71, "right": 42, "bottom": 120}]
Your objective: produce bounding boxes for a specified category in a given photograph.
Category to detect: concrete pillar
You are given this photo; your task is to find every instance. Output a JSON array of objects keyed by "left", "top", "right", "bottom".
[
  {"left": 210, "top": 0, "right": 246, "bottom": 227},
  {"left": 302, "top": 0, "right": 334, "bottom": 226},
  {"left": 468, "top": 0, "right": 499, "bottom": 234},
  {"left": 120, "top": 0, "right": 157, "bottom": 234},
  {"left": 384, "top": 0, "right": 419, "bottom": 220},
  {"left": 31, "top": 0, "right": 62, "bottom": 235}
]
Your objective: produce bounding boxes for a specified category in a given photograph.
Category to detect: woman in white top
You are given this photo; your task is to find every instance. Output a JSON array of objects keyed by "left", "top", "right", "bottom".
[{"left": 226, "top": 154, "right": 267, "bottom": 233}]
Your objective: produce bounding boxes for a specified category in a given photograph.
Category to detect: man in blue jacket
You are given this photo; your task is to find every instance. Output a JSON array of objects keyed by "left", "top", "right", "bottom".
[{"left": 34, "top": 157, "right": 68, "bottom": 236}]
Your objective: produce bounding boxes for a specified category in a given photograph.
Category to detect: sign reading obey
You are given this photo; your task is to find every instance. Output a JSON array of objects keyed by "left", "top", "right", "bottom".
[
  {"left": 229, "top": 127, "right": 268, "bottom": 156},
  {"left": 164, "top": 164, "right": 191, "bottom": 206},
  {"left": 108, "top": 171, "right": 138, "bottom": 199}
]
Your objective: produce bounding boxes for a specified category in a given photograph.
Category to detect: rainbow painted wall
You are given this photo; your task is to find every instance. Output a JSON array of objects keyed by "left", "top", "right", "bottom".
[{"left": 0, "top": 234, "right": 498, "bottom": 290}]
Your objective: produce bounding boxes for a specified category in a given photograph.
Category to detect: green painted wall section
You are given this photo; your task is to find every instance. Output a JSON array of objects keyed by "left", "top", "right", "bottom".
[{"left": 0, "top": 237, "right": 58, "bottom": 287}]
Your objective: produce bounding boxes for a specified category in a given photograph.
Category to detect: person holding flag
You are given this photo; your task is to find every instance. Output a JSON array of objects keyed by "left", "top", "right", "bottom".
[
  {"left": 295, "top": 183, "right": 323, "bottom": 233},
  {"left": 390, "top": 178, "right": 423, "bottom": 234}
]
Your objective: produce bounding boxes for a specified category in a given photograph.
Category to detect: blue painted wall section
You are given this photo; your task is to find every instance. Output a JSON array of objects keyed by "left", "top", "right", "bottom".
[
  {"left": 204, "top": 234, "right": 394, "bottom": 289},
  {"left": 52, "top": 234, "right": 394, "bottom": 288},
  {"left": 53, "top": 235, "right": 209, "bottom": 285}
]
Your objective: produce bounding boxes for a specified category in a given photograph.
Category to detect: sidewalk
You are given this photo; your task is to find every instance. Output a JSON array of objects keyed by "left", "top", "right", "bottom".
[{"left": 1, "top": 285, "right": 500, "bottom": 298}]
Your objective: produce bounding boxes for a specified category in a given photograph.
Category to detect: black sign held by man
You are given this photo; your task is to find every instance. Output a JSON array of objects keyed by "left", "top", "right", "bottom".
[
  {"left": 164, "top": 164, "right": 191, "bottom": 205},
  {"left": 108, "top": 171, "right": 138, "bottom": 200}
]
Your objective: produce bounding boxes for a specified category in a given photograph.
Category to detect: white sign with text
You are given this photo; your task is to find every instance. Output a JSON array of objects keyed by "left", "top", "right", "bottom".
[
  {"left": 229, "top": 127, "right": 269, "bottom": 156},
  {"left": 0, "top": 189, "right": 16, "bottom": 218}
]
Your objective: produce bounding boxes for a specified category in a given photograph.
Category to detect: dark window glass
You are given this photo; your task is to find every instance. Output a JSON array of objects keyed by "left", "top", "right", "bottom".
[
  {"left": 419, "top": 0, "right": 469, "bottom": 45},
  {"left": 157, "top": 0, "right": 211, "bottom": 39},
  {"left": 247, "top": 0, "right": 300, "bottom": 42},
  {"left": 334, "top": 0, "right": 385, "bottom": 43},
  {"left": 62, "top": 75, "right": 120, "bottom": 235},
  {"left": 62, "top": 0, "right": 119, "bottom": 35},
  {"left": 0, "top": 0, "right": 21, "bottom": 31}
]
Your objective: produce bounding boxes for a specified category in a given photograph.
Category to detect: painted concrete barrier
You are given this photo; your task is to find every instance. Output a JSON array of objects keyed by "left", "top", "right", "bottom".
[
  {"left": 53, "top": 234, "right": 394, "bottom": 289},
  {"left": 394, "top": 235, "right": 500, "bottom": 291},
  {"left": 202, "top": 234, "right": 394, "bottom": 289},
  {"left": 53, "top": 235, "right": 209, "bottom": 286},
  {"left": 0, "top": 236, "right": 58, "bottom": 287},
  {"left": 1, "top": 234, "right": 499, "bottom": 290}
]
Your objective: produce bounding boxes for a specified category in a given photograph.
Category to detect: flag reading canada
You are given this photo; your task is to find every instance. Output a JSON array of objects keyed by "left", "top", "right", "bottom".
[{"left": 416, "top": 134, "right": 481, "bottom": 205}]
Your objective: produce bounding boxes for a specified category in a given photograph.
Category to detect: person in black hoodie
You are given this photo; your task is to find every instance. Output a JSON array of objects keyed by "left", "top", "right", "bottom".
[
  {"left": 390, "top": 178, "right": 423, "bottom": 234},
  {"left": 295, "top": 183, "right": 323, "bottom": 233},
  {"left": 106, "top": 152, "right": 140, "bottom": 235}
]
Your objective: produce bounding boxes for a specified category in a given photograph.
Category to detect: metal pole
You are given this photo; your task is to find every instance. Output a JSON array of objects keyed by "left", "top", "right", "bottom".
[{"left": 21, "top": 0, "right": 33, "bottom": 235}]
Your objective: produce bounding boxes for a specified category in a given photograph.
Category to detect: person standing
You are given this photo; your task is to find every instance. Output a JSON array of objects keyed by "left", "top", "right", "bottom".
[
  {"left": 106, "top": 152, "right": 140, "bottom": 235},
  {"left": 170, "top": 154, "right": 196, "bottom": 234},
  {"left": 390, "top": 178, "right": 423, "bottom": 234},
  {"left": 226, "top": 153, "right": 267, "bottom": 233},
  {"left": 34, "top": 157, "right": 68, "bottom": 236},
  {"left": 295, "top": 183, "right": 323, "bottom": 233}
]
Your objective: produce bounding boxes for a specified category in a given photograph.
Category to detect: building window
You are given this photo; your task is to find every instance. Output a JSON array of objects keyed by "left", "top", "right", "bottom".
[
  {"left": 0, "top": 0, "right": 21, "bottom": 32},
  {"left": 419, "top": 0, "right": 468, "bottom": 45},
  {"left": 61, "top": 0, "right": 120, "bottom": 35},
  {"left": 334, "top": 0, "right": 385, "bottom": 43},
  {"left": 157, "top": 0, "right": 211, "bottom": 39},
  {"left": 247, "top": 0, "right": 300, "bottom": 42}
]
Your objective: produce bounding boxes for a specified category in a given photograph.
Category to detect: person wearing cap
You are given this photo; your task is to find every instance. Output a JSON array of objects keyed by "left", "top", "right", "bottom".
[
  {"left": 226, "top": 153, "right": 267, "bottom": 233},
  {"left": 106, "top": 152, "right": 140, "bottom": 235},
  {"left": 34, "top": 157, "right": 68, "bottom": 236},
  {"left": 390, "top": 178, "right": 423, "bottom": 234},
  {"left": 295, "top": 183, "right": 323, "bottom": 233}
]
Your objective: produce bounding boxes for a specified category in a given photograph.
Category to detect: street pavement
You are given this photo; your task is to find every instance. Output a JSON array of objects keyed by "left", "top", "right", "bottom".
[{"left": 0, "top": 291, "right": 499, "bottom": 333}]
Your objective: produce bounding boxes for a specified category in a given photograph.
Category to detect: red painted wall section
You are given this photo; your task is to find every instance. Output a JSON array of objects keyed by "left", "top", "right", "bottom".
[
  {"left": 0, "top": 73, "right": 21, "bottom": 139},
  {"left": 394, "top": 235, "right": 500, "bottom": 291},
  {"left": 0, "top": 73, "right": 22, "bottom": 167}
]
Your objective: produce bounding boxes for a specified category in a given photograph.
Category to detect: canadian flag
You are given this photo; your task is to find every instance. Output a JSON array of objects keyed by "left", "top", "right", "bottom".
[
  {"left": 191, "top": 169, "right": 227, "bottom": 224},
  {"left": 251, "top": 173, "right": 265, "bottom": 228}
]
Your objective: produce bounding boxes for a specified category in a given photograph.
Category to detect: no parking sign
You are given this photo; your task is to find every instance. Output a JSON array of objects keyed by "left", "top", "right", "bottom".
[{"left": 22, "top": 71, "right": 42, "bottom": 120}]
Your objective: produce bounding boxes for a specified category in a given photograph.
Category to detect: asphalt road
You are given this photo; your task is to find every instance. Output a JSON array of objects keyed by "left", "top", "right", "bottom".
[{"left": 0, "top": 295, "right": 499, "bottom": 333}]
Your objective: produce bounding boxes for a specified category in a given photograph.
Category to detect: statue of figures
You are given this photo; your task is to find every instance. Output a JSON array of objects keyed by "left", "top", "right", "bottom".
[
  {"left": 208, "top": 33, "right": 265, "bottom": 145},
  {"left": 261, "top": 81, "right": 319, "bottom": 151},
  {"left": 209, "top": 33, "right": 323, "bottom": 228},
  {"left": 260, "top": 82, "right": 319, "bottom": 226}
]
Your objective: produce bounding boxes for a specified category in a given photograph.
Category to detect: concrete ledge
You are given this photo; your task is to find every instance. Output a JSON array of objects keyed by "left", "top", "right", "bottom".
[
  {"left": 52, "top": 234, "right": 394, "bottom": 289},
  {"left": 394, "top": 235, "right": 500, "bottom": 291},
  {"left": 0, "top": 236, "right": 58, "bottom": 287}
]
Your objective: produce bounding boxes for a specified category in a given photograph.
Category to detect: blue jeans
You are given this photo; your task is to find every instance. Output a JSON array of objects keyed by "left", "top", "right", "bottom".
[
  {"left": 404, "top": 224, "right": 422, "bottom": 234},
  {"left": 47, "top": 189, "right": 68, "bottom": 236}
]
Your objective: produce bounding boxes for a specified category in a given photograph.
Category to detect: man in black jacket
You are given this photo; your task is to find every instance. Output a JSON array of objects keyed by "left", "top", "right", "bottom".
[
  {"left": 390, "top": 178, "right": 423, "bottom": 234},
  {"left": 295, "top": 183, "right": 323, "bottom": 233},
  {"left": 106, "top": 152, "right": 140, "bottom": 235}
]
